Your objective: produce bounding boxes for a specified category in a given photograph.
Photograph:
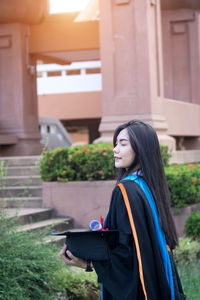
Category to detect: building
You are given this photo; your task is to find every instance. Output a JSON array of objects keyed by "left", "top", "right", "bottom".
[{"left": 0, "top": 0, "right": 200, "bottom": 162}]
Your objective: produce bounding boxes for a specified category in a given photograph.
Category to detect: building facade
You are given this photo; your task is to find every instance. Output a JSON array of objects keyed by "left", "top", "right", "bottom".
[{"left": 0, "top": 0, "right": 200, "bottom": 160}]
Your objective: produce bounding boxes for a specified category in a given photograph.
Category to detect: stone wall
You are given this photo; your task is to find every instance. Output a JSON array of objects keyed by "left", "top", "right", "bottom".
[{"left": 42, "top": 181, "right": 199, "bottom": 236}]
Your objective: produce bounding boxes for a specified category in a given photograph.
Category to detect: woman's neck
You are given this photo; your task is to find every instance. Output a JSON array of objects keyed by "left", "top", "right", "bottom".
[{"left": 126, "top": 165, "right": 140, "bottom": 174}]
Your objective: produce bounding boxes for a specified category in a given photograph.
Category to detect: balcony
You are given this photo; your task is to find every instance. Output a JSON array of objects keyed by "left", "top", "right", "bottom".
[
  {"left": 37, "top": 61, "right": 102, "bottom": 120},
  {"left": 37, "top": 61, "right": 102, "bottom": 95}
]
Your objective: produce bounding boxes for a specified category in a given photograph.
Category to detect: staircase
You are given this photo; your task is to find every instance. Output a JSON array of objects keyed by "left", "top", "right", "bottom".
[{"left": 0, "top": 156, "right": 73, "bottom": 243}]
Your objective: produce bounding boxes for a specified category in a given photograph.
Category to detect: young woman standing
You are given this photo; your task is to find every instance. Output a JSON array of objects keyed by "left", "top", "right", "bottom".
[{"left": 59, "top": 120, "right": 183, "bottom": 300}]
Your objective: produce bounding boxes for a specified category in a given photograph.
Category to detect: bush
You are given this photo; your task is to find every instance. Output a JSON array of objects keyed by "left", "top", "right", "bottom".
[
  {"left": 160, "top": 145, "right": 171, "bottom": 166},
  {"left": 40, "top": 143, "right": 116, "bottom": 182},
  {"left": 0, "top": 210, "right": 63, "bottom": 300},
  {"left": 52, "top": 267, "right": 100, "bottom": 300},
  {"left": 185, "top": 212, "right": 200, "bottom": 239},
  {"left": 165, "top": 163, "right": 200, "bottom": 207},
  {"left": 174, "top": 237, "right": 200, "bottom": 265},
  {"left": 174, "top": 238, "right": 200, "bottom": 300},
  {"left": 40, "top": 143, "right": 171, "bottom": 182}
]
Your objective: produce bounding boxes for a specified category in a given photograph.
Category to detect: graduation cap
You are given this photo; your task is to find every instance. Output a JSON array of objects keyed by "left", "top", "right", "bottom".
[{"left": 51, "top": 229, "right": 119, "bottom": 261}]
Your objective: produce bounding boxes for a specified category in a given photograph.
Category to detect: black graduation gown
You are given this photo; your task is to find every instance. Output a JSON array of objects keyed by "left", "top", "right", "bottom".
[{"left": 93, "top": 180, "right": 171, "bottom": 300}]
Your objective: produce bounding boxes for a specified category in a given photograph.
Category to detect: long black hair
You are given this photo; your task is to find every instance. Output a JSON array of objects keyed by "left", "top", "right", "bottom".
[{"left": 113, "top": 120, "right": 178, "bottom": 249}]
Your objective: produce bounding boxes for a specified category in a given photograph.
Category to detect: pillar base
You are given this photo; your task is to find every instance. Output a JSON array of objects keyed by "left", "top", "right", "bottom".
[
  {"left": 95, "top": 114, "right": 176, "bottom": 150},
  {"left": 0, "top": 138, "right": 42, "bottom": 156},
  {"left": 157, "top": 134, "right": 176, "bottom": 151}
]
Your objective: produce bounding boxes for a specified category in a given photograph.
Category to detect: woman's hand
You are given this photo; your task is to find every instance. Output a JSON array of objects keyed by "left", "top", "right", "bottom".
[{"left": 59, "top": 244, "right": 87, "bottom": 269}]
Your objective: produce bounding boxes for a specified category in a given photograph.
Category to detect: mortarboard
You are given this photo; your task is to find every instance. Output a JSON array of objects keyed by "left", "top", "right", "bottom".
[{"left": 51, "top": 229, "right": 119, "bottom": 261}]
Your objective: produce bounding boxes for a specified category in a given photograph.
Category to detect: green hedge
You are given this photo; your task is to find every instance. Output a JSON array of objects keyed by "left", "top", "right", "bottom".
[
  {"left": 40, "top": 143, "right": 170, "bottom": 182},
  {"left": 185, "top": 212, "right": 200, "bottom": 239},
  {"left": 40, "top": 144, "right": 200, "bottom": 208},
  {"left": 165, "top": 163, "right": 200, "bottom": 207},
  {"left": 40, "top": 143, "right": 115, "bottom": 182}
]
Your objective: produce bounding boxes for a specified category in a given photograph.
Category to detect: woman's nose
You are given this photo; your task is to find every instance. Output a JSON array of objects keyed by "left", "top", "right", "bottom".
[{"left": 113, "top": 145, "right": 119, "bottom": 153}]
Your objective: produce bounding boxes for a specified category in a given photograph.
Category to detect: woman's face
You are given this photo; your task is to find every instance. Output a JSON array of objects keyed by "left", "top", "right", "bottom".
[{"left": 113, "top": 128, "right": 135, "bottom": 169}]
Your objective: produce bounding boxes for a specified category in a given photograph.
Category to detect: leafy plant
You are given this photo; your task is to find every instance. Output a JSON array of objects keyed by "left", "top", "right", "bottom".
[
  {"left": 40, "top": 143, "right": 171, "bottom": 182},
  {"left": 0, "top": 209, "right": 63, "bottom": 300},
  {"left": 40, "top": 143, "right": 116, "bottom": 182},
  {"left": 52, "top": 267, "right": 100, "bottom": 300},
  {"left": 174, "top": 238, "right": 200, "bottom": 265},
  {"left": 185, "top": 211, "right": 200, "bottom": 239},
  {"left": 160, "top": 145, "right": 172, "bottom": 166},
  {"left": 165, "top": 163, "right": 200, "bottom": 207}
]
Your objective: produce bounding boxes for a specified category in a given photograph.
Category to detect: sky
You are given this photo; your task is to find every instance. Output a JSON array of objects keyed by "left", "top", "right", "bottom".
[{"left": 49, "top": 0, "right": 91, "bottom": 14}]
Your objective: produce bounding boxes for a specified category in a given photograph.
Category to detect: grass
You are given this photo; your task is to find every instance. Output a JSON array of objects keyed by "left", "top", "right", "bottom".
[
  {"left": 178, "top": 262, "right": 200, "bottom": 300},
  {"left": 174, "top": 238, "right": 200, "bottom": 300}
]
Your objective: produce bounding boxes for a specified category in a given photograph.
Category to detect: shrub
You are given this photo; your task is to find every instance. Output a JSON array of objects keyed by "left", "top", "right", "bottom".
[
  {"left": 0, "top": 210, "right": 63, "bottom": 300},
  {"left": 174, "top": 237, "right": 200, "bottom": 265},
  {"left": 185, "top": 211, "right": 200, "bottom": 239},
  {"left": 40, "top": 143, "right": 116, "bottom": 182},
  {"left": 52, "top": 267, "right": 100, "bottom": 300},
  {"left": 40, "top": 143, "right": 171, "bottom": 182},
  {"left": 165, "top": 163, "right": 200, "bottom": 207},
  {"left": 160, "top": 145, "right": 171, "bottom": 166}
]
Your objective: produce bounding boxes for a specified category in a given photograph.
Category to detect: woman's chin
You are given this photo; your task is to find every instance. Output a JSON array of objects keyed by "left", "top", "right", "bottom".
[
  {"left": 114, "top": 163, "right": 120, "bottom": 169},
  {"left": 115, "top": 163, "right": 123, "bottom": 169}
]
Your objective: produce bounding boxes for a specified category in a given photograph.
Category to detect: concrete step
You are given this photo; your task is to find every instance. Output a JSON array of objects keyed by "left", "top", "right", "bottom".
[
  {"left": 6, "top": 208, "right": 54, "bottom": 225},
  {"left": 1, "top": 175, "right": 41, "bottom": 187},
  {"left": 4, "top": 166, "right": 40, "bottom": 177},
  {"left": 0, "top": 197, "right": 43, "bottom": 208},
  {"left": 0, "top": 156, "right": 42, "bottom": 167},
  {"left": 17, "top": 217, "right": 73, "bottom": 234},
  {"left": 0, "top": 186, "right": 42, "bottom": 197}
]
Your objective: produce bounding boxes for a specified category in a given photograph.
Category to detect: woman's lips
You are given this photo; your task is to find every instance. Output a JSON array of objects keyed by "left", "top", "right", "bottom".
[{"left": 114, "top": 157, "right": 121, "bottom": 160}]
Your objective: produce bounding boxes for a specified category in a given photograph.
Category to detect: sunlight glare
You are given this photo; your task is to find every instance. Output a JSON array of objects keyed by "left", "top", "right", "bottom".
[{"left": 49, "top": 0, "right": 91, "bottom": 14}]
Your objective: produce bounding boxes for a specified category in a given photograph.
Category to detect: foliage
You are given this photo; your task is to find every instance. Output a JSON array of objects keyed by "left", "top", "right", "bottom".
[
  {"left": 0, "top": 209, "right": 63, "bottom": 300},
  {"left": 52, "top": 267, "right": 100, "bottom": 300},
  {"left": 184, "top": 212, "right": 200, "bottom": 239},
  {"left": 40, "top": 143, "right": 171, "bottom": 182},
  {"left": 177, "top": 261, "right": 200, "bottom": 300},
  {"left": 160, "top": 145, "right": 171, "bottom": 166},
  {"left": 174, "top": 237, "right": 200, "bottom": 265},
  {"left": 165, "top": 163, "right": 200, "bottom": 207},
  {"left": 40, "top": 143, "right": 116, "bottom": 182},
  {"left": 174, "top": 238, "right": 200, "bottom": 300}
]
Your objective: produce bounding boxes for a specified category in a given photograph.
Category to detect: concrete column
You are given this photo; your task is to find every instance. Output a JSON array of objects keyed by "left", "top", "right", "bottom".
[
  {"left": 0, "top": 23, "right": 42, "bottom": 155},
  {"left": 97, "top": 0, "right": 175, "bottom": 149}
]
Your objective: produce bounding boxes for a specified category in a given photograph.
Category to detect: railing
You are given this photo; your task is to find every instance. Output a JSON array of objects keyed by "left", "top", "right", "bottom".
[
  {"left": 37, "top": 61, "right": 102, "bottom": 95},
  {"left": 39, "top": 117, "right": 73, "bottom": 149}
]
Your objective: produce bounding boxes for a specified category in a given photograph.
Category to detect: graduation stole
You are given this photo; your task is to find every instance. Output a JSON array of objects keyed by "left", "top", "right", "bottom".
[
  {"left": 119, "top": 175, "right": 175, "bottom": 300},
  {"left": 118, "top": 182, "right": 148, "bottom": 300}
]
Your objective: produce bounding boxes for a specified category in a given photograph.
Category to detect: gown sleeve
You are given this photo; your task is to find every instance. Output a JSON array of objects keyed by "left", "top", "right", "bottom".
[{"left": 93, "top": 185, "right": 143, "bottom": 300}]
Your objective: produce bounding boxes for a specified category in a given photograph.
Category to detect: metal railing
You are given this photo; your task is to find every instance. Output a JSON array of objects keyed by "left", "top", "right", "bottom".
[
  {"left": 39, "top": 117, "right": 73, "bottom": 149},
  {"left": 37, "top": 61, "right": 102, "bottom": 95}
]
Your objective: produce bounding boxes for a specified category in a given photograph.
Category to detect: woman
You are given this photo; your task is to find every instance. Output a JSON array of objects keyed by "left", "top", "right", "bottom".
[{"left": 59, "top": 120, "right": 180, "bottom": 300}]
